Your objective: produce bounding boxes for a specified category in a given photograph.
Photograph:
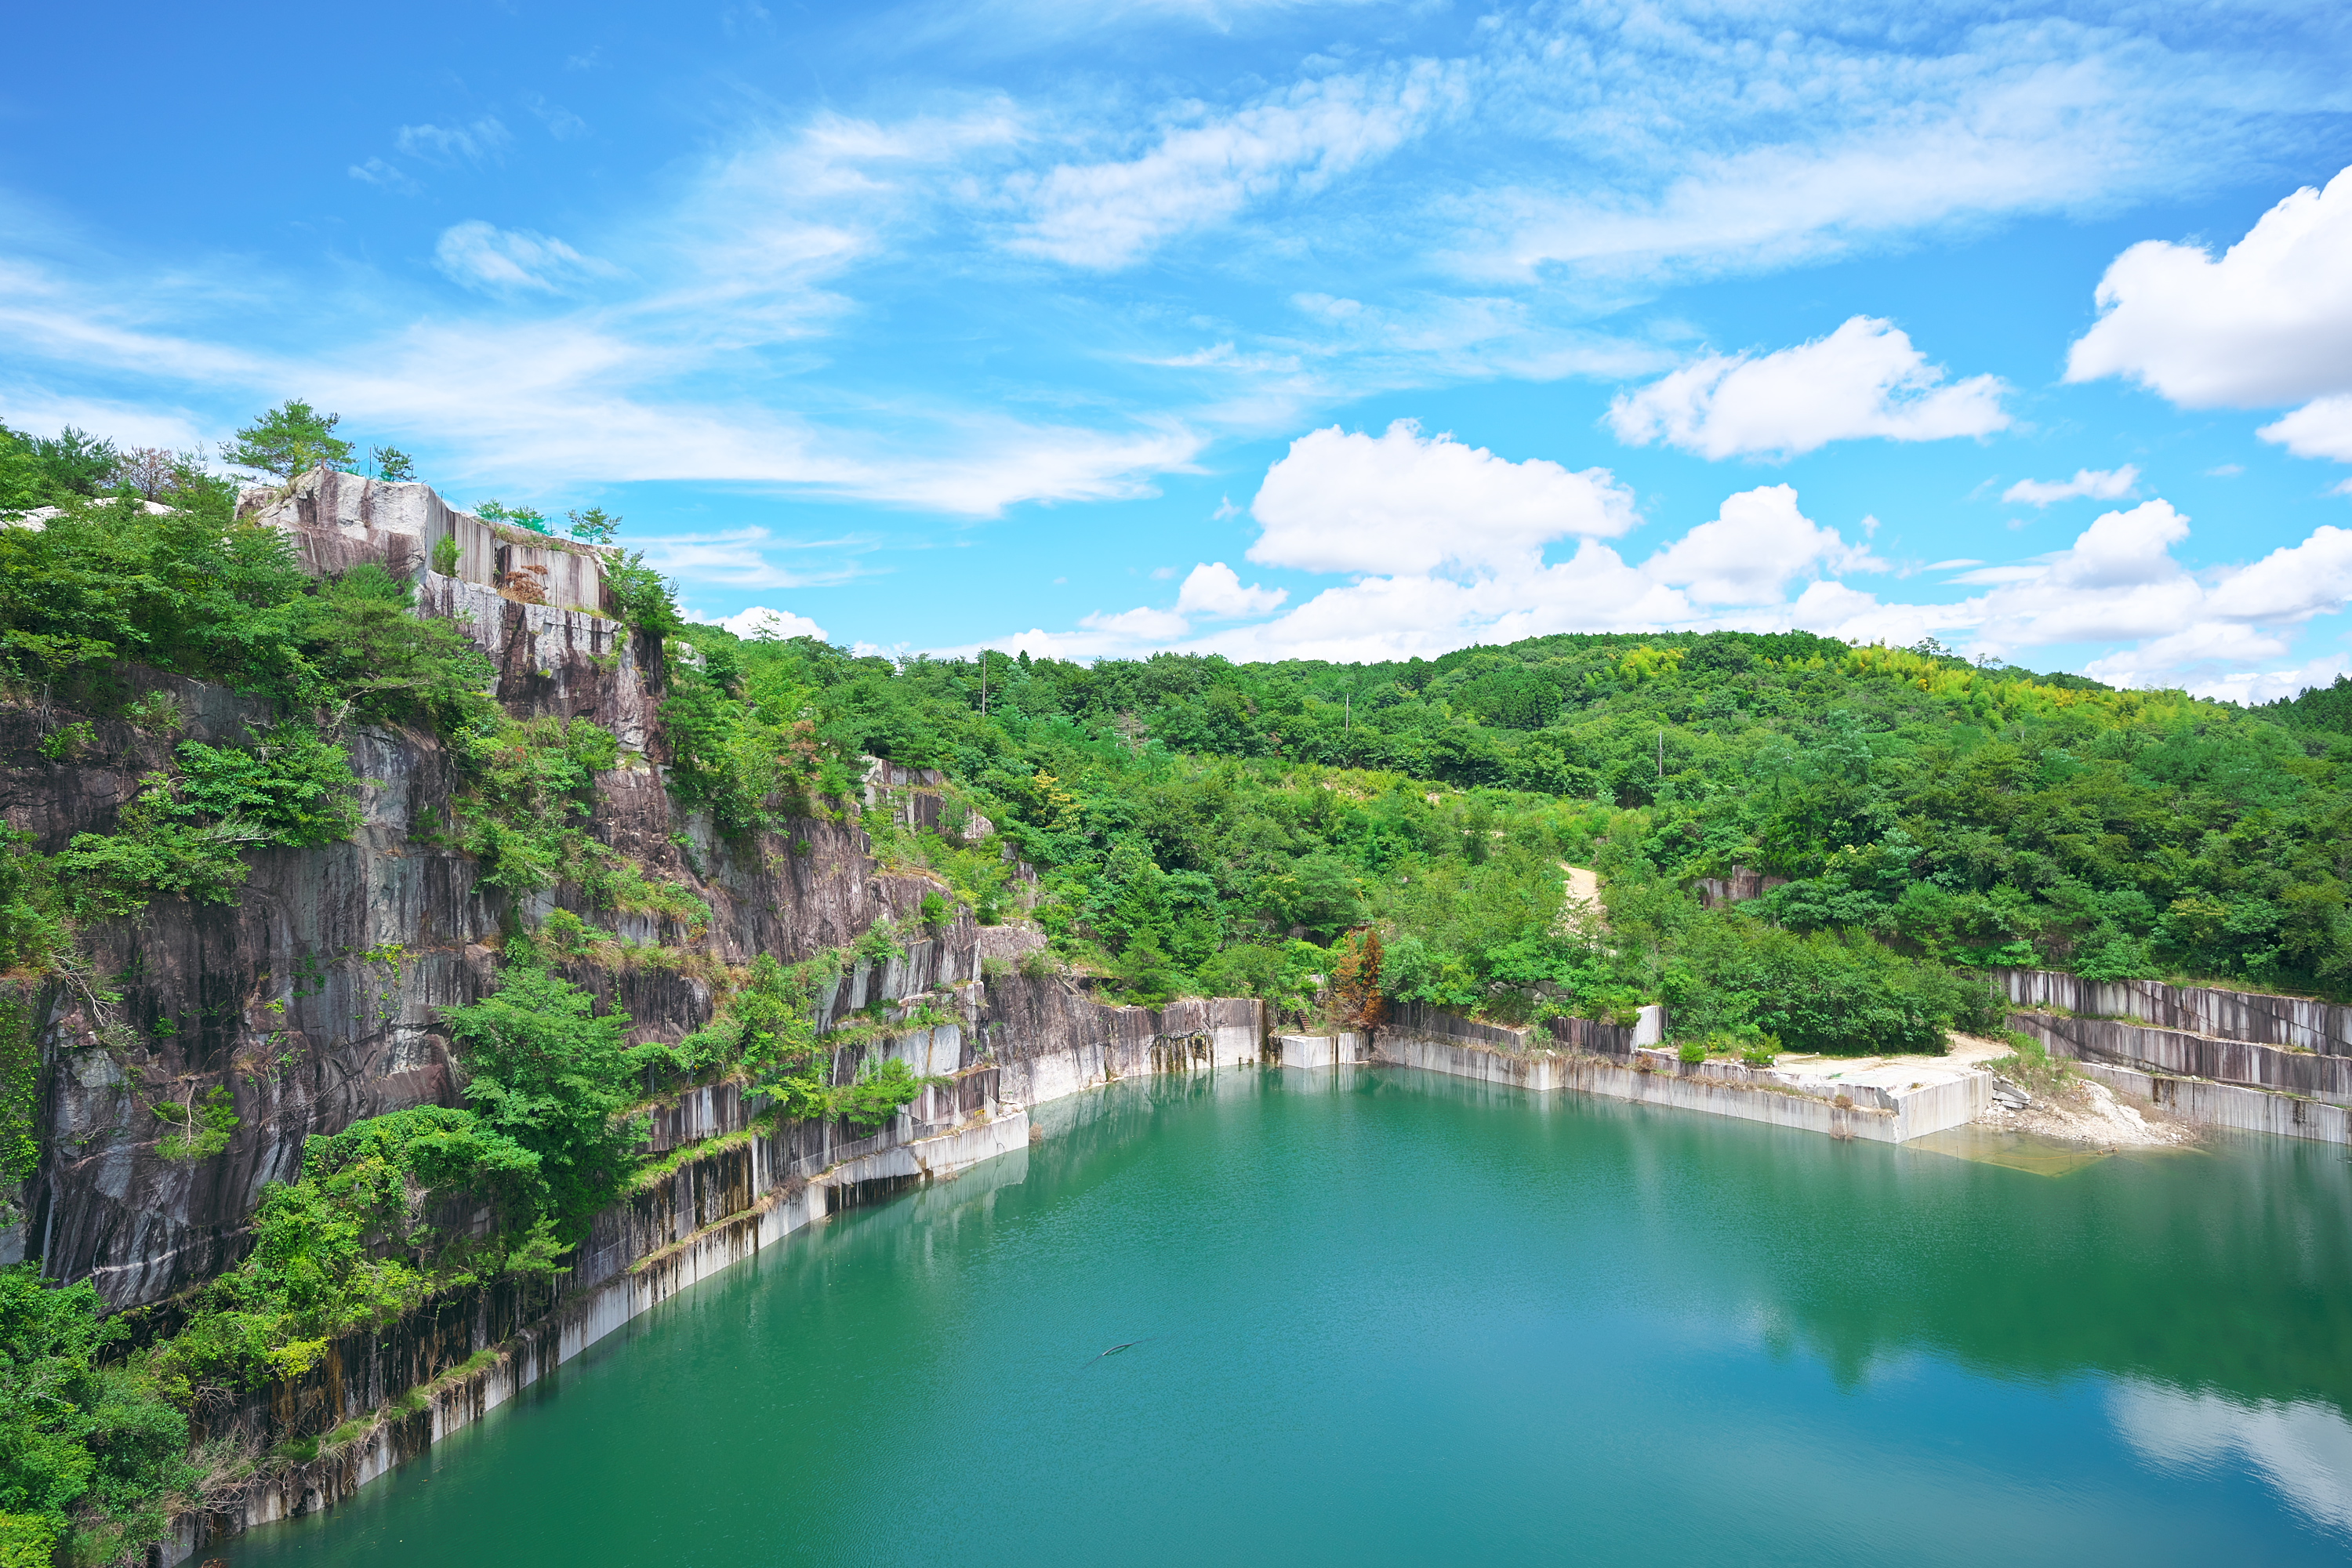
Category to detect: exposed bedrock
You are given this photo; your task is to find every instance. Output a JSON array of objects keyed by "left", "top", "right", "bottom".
[{"left": 2, "top": 476, "right": 985, "bottom": 1308}]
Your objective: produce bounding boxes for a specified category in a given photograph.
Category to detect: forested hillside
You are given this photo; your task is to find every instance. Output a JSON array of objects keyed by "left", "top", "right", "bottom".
[{"left": 671, "top": 619, "right": 2352, "bottom": 1014}]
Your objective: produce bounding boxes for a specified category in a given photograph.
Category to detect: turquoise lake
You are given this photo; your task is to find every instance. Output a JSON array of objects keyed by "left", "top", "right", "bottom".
[{"left": 229, "top": 1068, "right": 2352, "bottom": 1566}]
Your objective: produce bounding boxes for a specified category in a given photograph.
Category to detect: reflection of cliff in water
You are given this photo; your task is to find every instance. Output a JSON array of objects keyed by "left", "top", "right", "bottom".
[{"left": 1035, "top": 1066, "right": 2352, "bottom": 1422}]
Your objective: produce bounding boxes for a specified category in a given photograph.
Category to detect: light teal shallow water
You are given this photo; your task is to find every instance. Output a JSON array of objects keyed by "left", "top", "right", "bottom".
[{"left": 230, "top": 1069, "right": 2352, "bottom": 1566}]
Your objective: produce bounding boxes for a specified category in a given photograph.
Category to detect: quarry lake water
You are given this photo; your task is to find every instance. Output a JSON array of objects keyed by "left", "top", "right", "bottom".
[{"left": 230, "top": 1068, "right": 2352, "bottom": 1566}]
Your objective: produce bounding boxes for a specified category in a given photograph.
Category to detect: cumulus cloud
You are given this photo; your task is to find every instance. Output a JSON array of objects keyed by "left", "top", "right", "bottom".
[
  {"left": 1960, "top": 499, "right": 2199, "bottom": 648},
  {"left": 975, "top": 469, "right": 2352, "bottom": 705},
  {"left": 2002, "top": 466, "right": 2139, "bottom": 506},
  {"left": 2260, "top": 396, "right": 2352, "bottom": 463},
  {"left": 1958, "top": 504, "right": 2352, "bottom": 695},
  {"left": 433, "top": 222, "right": 614, "bottom": 294},
  {"left": 1607, "top": 318, "right": 2009, "bottom": 461},
  {"left": 2204, "top": 525, "right": 2352, "bottom": 622},
  {"left": 1248, "top": 420, "right": 1635, "bottom": 575},
  {"left": 1076, "top": 604, "right": 1190, "bottom": 643},
  {"left": 1174, "top": 561, "right": 1286, "bottom": 618},
  {"left": 717, "top": 605, "right": 829, "bottom": 641},
  {"left": 1006, "top": 62, "right": 1461, "bottom": 269},
  {"left": 1642, "top": 485, "right": 1883, "bottom": 605},
  {"left": 2067, "top": 164, "right": 2352, "bottom": 411},
  {"left": 1036, "top": 479, "right": 1888, "bottom": 664}
]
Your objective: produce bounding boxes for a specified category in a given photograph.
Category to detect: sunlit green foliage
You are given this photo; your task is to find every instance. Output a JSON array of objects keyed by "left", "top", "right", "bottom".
[
  {"left": 442, "top": 968, "right": 649, "bottom": 1234},
  {"left": 666, "top": 622, "right": 2351, "bottom": 1000},
  {"left": 151, "top": 1106, "right": 559, "bottom": 1388},
  {"left": 220, "top": 400, "right": 353, "bottom": 482},
  {"left": 58, "top": 725, "right": 363, "bottom": 916},
  {"left": 0, "top": 1268, "right": 191, "bottom": 1563}
]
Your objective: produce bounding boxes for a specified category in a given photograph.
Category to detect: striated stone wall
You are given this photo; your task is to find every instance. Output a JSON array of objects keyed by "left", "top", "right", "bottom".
[{"left": 1993, "top": 967, "right": 2352, "bottom": 1057}]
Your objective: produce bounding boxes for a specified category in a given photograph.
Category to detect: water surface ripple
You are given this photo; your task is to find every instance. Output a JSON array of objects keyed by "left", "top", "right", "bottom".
[{"left": 231, "top": 1068, "right": 2352, "bottom": 1566}]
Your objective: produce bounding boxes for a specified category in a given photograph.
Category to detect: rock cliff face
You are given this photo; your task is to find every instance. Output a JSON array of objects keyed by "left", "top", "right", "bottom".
[{"left": 2, "top": 473, "right": 1001, "bottom": 1308}]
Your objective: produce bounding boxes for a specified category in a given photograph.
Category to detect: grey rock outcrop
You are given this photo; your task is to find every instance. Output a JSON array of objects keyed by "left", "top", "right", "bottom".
[{"left": 4, "top": 477, "right": 950, "bottom": 1308}]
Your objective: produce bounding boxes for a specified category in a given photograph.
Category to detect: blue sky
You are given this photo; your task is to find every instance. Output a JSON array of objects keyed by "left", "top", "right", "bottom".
[{"left": 6, "top": 1, "right": 2352, "bottom": 697}]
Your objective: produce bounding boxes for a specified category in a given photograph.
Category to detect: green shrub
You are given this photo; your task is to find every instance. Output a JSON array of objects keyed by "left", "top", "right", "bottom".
[
  {"left": 854, "top": 918, "right": 906, "bottom": 967},
  {"left": 155, "top": 1085, "right": 238, "bottom": 1162},
  {"left": 59, "top": 725, "right": 363, "bottom": 917},
  {"left": 34, "top": 722, "right": 94, "bottom": 761},
  {"left": 1664, "top": 917, "right": 1997, "bottom": 1057},
  {"left": 0, "top": 1268, "right": 192, "bottom": 1561},
  {"left": 443, "top": 968, "right": 649, "bottom": 1234}
]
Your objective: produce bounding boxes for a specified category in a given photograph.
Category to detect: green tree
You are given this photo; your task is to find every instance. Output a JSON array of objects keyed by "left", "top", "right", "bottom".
[
  {"left": 371, "top": 445, "right": 416, "bottom": 482},
  {"left": 220, "top": 399, "right": 354, "bottom": 481},
  {"left": 0, "top": 1268, "right": 193, "bottom": 1562},
  {"left": 566, "top": 506, "right": 619, "bottom": 545},
  {"left": 442, "top": 968, "right": 645, "bottom": 1232},
  {"left": 27, "top": 429, "right": 118, "bottom": 499}
]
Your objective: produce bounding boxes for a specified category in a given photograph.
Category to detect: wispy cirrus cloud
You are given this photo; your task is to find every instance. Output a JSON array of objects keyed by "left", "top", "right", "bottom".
[
  {"left": 433, "top": 222, "right": 618, "bottom": 295},
  {"left": 395, "top": 116, "right": 514, "bottom": 166},
  {"left": 347, "top": 158, "right": 421, "bottom": 195},
  {"left": 1004, "top": 60, "right": 1465, "bottom": 269}
]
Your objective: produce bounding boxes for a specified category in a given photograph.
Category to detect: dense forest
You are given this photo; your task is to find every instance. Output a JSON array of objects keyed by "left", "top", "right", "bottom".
[
  {"left": 670, "top": 614, "right": 2352, "bottom": 1006},
  {"left": 2, "top": 411, "right": 2350, "bottom": 1560}
]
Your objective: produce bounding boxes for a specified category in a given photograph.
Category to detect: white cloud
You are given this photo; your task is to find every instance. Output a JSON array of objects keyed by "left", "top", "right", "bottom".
[
  {"left": 1078, "top": 604, "right": 1190, "bottom": 642},
  {"left": 347, "top": 158, "right": 421, "bottom": 195},
  {"left": 1642, "top": 485, "right": 1883, "bottom": 606},
  {"left": 2204, "top": 525, "right": 2352, "bottom": 622},
  {"left": 394, "top": 117, "right": 513, "bottom": 166},
  {"left": 1450, "top": 39, "right": 2226, "bottom": 289},
  {"left": 2260, "top": 395, "right": 2352, "bottom": 463},
  {"left": 2083, "top": 623, "right": 2296, "bottom": 692},
  {"left": 1964, "top": 499, "right": 2200, "bottom": 649},
  {"left": 2175, "top": 655, "right": 2352, "bottom": 706},
  {"left": 717, "top": 605, "right": 829, "bottom": 641},
  {"left": 433, "top": 222, "right": 614, "bottom": 294},
  {"left": 1005, "top": 62, "right": 1461, "bottom": 269},
  {"left": 0, "top": 235, "right": 1209, "bottom": 524},
  {"left": 2002, "top": 465, "right": 2139, "bottom": 506},
  {"left": 1174, "top": 561, "right": 1285, "bottom": 617},
  {"left": 1248, "top": 419, "right": 1635, "bottom": 575},
  {"left": 0, "top": 391, "right": 207, "bottom": 452},
  {"left": 2068, "top": 164, "right": 2352, "bottom": 411},
  {"left": 1607, "top": 318, "right": 2009, "bottom": 461},
  {"left": 959, "top": 470, "right": 2352, "bottom": 695},
  {"left": 635, "top": 528, "right": 866, "bottom": 590},
  {"left": 2111, "top": 1379, "right": 2352, "bottom": 1538}
]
